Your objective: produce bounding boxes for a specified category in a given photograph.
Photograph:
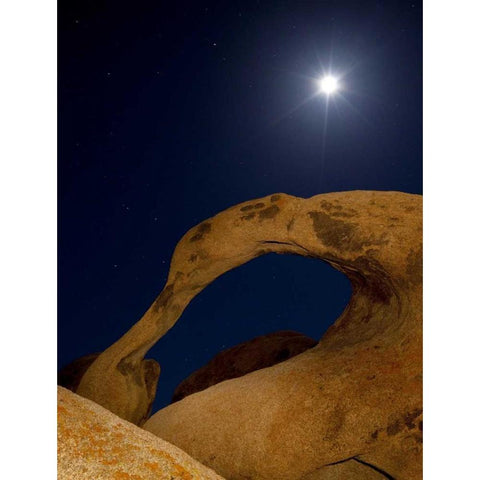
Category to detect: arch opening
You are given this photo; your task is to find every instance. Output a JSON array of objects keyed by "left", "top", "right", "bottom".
[{"left": 149, "top": 252, "right": 351, "bottom": 410}]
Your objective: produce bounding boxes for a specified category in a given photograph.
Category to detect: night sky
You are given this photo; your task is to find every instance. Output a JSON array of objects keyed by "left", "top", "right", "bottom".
[{"left": 58, "top": 0, "right": 422, "bottom": 412}]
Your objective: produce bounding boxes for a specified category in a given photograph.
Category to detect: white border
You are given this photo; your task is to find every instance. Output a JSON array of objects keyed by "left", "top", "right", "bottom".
[
  {"left": 424, "top": 0, "right": 480, "bottom": 477},
  {"left": 0, "top": 0, "right": 57, "bottom": 476}
]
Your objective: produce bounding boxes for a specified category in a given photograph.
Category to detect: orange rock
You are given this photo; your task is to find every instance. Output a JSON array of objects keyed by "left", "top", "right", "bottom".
[{"left": 57, "top": 386, "right": 224, "bottom": 480}]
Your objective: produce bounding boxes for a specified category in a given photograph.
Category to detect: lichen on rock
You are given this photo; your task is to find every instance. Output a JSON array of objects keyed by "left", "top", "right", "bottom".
[{"left": 57, "top": 386, "right": 225, "bottom": 480}]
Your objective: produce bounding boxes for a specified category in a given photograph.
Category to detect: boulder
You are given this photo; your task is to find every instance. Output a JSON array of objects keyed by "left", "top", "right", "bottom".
[
  {"left": 57, "top": 353, "right": 100, "bottom": 392},
  {"left": 57, "top": 386, "right": 225, "bottom": 480},
  {"left": 172, "top": 331, "right": 317, "bottom": 402}
]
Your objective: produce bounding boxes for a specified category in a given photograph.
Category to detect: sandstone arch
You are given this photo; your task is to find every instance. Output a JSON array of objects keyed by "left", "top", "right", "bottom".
[{"left": 76, "top": 190, "right": 422, "bottom": 479}]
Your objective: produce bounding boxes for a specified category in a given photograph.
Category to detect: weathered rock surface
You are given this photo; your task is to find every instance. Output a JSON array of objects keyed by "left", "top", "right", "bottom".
[
  {"left": 57, "top": 386, "right": 225, "bottom": 480},
  {"left": 59, "top": 353, "right": 160, "bottom": 426},
  {"left": 301, "top": 459, "right": 388, "bottom": 479},
  {"left": 77, "top": 191, "right": 422, "bottom": 480},
  {"left": 172, "top": 330, "right": 317, "bottom": 403}
]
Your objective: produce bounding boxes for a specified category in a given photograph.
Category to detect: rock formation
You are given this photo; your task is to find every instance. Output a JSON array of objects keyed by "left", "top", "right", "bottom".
[
  {"left": 172, "top": 330, "right": 317, "bottom": 403},
  {"left": 58, "top": 353, "right": 160, "bottom": 424},
  {"left": 58, "top": 386, "right": 225, "bottom": 480},
  {"left": 58, "top": 353, "right": 100, "bottom": 392},
  {"left": 76, "top": 191, "right": 422, "bottom": 479}
]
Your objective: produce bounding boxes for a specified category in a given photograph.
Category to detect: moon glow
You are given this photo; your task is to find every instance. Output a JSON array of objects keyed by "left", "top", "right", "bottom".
[{"left": 319, "top": 76, "right": 339, "bottom": 95}]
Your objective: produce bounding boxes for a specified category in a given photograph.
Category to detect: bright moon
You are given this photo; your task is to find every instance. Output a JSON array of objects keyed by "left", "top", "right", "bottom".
[{"left": 319, "top": 76, "right": 339, "bottom": 95}]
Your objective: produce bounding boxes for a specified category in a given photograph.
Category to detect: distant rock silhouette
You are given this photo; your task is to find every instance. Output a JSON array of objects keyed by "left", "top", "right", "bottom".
[
  {"left": 75, "top": 191, "right": 422, "bottom": 479},
  {"left": 58, "top": 353, "right": 100, "bottom": 392},
  {"left": 57, "top": 386, "right": 225, "bottom": 480},
  {"left": 172, "top": 331, "right": 317, "bottom": 403}
]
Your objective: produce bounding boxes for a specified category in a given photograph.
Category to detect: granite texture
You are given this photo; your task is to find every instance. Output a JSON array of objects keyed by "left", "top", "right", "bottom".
[{"left": 57, "top": 386, "right": 225, "bottom": 480}]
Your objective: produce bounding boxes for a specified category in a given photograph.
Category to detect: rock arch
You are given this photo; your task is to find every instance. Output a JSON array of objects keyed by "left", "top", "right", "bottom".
[{"left": 76, "top": 190, "right": 422, "bottom": 479}]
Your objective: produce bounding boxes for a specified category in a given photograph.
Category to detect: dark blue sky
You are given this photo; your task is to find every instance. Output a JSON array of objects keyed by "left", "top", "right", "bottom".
[{"left": 58, "top": 0, "right": 422, "bottom": 411}]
